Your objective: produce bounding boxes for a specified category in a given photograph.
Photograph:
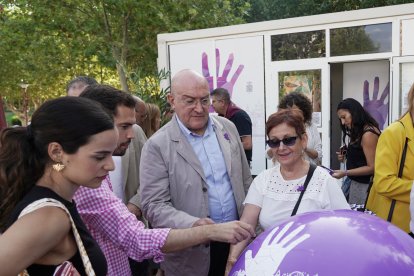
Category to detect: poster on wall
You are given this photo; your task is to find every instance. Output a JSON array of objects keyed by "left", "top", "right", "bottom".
[
  {"left": 343, "top": 61, "right": 390, "bottom": 130},
  {"left": 168, "top": 36, "right": 266, "bottom": 175},
  {"left": 278, "top": 70, "right": 322, "bottom": 127}
]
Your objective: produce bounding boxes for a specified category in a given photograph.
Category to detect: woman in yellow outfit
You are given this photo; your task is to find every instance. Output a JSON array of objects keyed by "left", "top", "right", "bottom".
[{"left": 366, "top": 83, "right": 414, "bottom": 232}]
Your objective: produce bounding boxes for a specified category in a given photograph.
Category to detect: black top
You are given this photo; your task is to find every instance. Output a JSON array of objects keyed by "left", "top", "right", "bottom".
[
  {"left": 6, "top": 186, "right": 107, "bottom": 276},
  {"left": 229, "top": 109, "right": 253, "bottom": 162},
  {"left": 346, "top": 128, "right": 380, "bottom": 184}
]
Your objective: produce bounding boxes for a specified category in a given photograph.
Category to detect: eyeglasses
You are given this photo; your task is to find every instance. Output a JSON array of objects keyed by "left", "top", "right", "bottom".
[
  {"left": 179, "top": 96, "right": 210, "bottom": 108},
  {"left": 266, "top": 136, "right": 298, "bottom": 148}
]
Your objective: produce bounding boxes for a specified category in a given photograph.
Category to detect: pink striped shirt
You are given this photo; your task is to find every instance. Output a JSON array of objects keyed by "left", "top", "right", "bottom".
[{"left": 74, "top": 176, "right": 170, "bottom": 276}]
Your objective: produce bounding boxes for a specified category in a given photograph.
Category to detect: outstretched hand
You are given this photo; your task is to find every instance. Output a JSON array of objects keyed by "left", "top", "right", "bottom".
[
  {"left": 202, "top": 48, "right": 244, "bottom": 97},
  {"left": 209, "top": 221, "right": 255, "bottom": 244},
  {"left": 240, "top": 222, "right": 309, "bottom": 276},
  {"left": 363, "top": 77, "right": 389, "bottom": 129}
]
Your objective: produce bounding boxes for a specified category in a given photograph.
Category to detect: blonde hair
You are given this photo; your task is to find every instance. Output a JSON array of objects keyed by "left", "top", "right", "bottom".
[
  {"left": 142, "top": 103, "right": 161, "bottom": 137},
  {"left": 404, "top": 83, "right": 414, "bottom": 119}
]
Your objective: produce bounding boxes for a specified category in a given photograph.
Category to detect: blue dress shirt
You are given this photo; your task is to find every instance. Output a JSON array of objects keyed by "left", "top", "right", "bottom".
[{"left": 176, "top": 116, "right": 238, "bottom": 223}]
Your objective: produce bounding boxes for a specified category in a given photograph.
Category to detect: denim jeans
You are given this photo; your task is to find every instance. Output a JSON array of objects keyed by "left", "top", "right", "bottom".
[{"left": 341, "top": 176, "right": 351, "bottom": 202}]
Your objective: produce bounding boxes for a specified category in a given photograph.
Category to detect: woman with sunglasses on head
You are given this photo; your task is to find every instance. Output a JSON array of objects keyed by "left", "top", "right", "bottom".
[
  {"left": 225, "top": 109, "right": 349, "bottom": 275},
  {"left": 332, "top": 98, "right": 380, "bottom": 205}
]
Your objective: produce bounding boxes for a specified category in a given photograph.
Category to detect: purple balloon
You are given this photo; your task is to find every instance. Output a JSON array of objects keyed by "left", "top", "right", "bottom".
[{"left": 230, "top": 210, "right": 414, "bottom": 276}]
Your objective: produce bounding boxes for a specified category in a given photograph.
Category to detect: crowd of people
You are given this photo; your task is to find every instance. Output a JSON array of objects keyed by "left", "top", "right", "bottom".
[{"left": 0, "top": 69, "right": 413, "bottom": 276}]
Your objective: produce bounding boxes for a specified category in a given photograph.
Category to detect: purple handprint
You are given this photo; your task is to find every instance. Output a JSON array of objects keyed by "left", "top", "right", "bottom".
[
  {"left": 202, "top": 48, "right": 244, "bottom": 97},
  {"left": 363, "top": 77, "right": 389, "bottom": 130}
]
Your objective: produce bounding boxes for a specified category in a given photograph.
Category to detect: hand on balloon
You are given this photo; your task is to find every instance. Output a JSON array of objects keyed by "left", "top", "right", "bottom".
[
  {"left": 363, "top": 77, "right": 389, "bottom": 129},
  {"left": 243, "top": 222, "right": 310, "bottom": 276},
  {"left": 202, "top": 48, "right": 244, "bottom": 97},
  {"left": 208, "top": 221, "right": 255, "bottom": 244}
]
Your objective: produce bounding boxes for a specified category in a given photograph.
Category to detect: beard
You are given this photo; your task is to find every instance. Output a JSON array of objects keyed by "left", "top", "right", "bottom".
[
  {"left": 112, "top": 140, "right": 131, "bottom": 156},
  {"left": 113, "top": 147, "right": 127, "bottom": 156}
]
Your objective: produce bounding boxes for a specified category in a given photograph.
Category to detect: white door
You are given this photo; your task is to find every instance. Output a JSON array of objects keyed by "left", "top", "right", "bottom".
[
  {"left": 265, "top": 59, "right": 330, "bottom": 166},
  {"left": 391, "top": 56, "right": 414, "bottom": 122}
]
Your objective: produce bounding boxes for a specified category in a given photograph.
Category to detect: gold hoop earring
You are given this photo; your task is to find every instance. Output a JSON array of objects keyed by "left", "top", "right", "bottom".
[{"left": 52, "top": 163, "right": 65, "bottom": 172}]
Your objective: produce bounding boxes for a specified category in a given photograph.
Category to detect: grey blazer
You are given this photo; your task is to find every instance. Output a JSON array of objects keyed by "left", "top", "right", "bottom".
[
  {"left": 140, "top": 115, "right": 252, "bottom": 276},
  {"left": 121, "top": 124, "right": 147, "bottom": 207}
]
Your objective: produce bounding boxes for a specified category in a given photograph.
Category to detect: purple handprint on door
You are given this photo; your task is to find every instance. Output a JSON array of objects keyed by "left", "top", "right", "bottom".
[
  {"left": 363, "top": 77, "right": 389, "bottom": 130},
  {"left": 201, "top": 48, "right": 244, "bottom": 97}
]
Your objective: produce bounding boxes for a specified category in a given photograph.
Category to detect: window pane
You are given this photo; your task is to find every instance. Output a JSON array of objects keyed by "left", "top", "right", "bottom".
[
  {"left": 330, "top": 23, "right": 392, "bottom": 56},
  {"left": 271, "top": 31, "right": 325, "bottom": 61}
]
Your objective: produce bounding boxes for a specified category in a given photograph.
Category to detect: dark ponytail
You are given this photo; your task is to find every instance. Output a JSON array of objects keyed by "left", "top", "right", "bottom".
[
  {"left": 0, "top": 97, "right": 113, "bottom": 231},
  {"left": 0, "top": 127, "right": 46, "bottom": 231}
]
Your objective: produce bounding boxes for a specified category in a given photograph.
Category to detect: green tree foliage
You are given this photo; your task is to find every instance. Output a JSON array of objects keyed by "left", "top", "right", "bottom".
[
  {"left": 130, "top": 68, "right": 171, "bottom": 126},
  {"left": 0, "top": 2, "right": 114, "bottom": 123},
  {"left": 1, "top": 0, "right": 411, "bottom": 124},
  {"left": 0, "top": 5, "right": 66, "bottom": 122},
  {"left": 0, "top": 1, "right": 249, "bottom": 122},
  {"left": 330, "top": 27, "right": 379, "bottom": 56},
  {"left": 245, "top": 0, "right": 413, "bottom": 22}
]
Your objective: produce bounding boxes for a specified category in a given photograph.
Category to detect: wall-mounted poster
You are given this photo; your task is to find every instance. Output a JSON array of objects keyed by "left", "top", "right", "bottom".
[{"left": 278, "top": 70, "right": 322, "bottom": 126}]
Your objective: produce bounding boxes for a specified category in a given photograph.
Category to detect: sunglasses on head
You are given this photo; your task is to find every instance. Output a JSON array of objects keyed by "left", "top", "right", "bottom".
[{"left": 266, "top": 136, "right": 298, "bottom": 148}]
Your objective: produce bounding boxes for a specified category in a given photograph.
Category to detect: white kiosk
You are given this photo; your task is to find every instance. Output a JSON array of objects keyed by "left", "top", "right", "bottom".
[{"left": 157, "top": 4, "right": 414, "bottom": 175}]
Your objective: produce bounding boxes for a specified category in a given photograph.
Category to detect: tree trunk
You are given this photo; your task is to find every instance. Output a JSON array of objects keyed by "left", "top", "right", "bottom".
[
  {"left": 116, "top": 62, "right": 129, "bottom": 92},
  {"left": 0, "top": 97, "right": 7, "bottom": 130},
  {"left": 102, "top": 2, "right": 130, "bottom": 92}
]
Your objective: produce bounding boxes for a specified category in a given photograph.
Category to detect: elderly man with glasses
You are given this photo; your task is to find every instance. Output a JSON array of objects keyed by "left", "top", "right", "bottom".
[{"left": 140, "top": 69, "right": 252, "bottom": 276}]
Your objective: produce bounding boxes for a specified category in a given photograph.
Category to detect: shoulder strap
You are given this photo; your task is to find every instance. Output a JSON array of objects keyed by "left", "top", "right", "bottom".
[
  {"left": 19, "top": 198, "right": 96, "bottom": 276},
  {"left": 387, "top": 122, "right": 408, "bottom": 222},
  {"left": 362, "top": 127, "right": 381, "bottom": 136},
  {"left": 291, "top": 163, "right": 317, "bottom": 216},
  {"left": 398, "top": 137, "right": 408, "bottom": 178}
]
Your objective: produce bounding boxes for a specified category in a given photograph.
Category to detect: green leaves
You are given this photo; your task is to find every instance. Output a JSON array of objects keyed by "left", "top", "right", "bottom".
[
  {"left": 0, "top": 1, "right": 250, "bottom": 124},
  {"left": 5, "top": 0, "right": 406, "bottom": 124},
  {"left": 245, "top": 0, "right": 410, "bottom": 22}
]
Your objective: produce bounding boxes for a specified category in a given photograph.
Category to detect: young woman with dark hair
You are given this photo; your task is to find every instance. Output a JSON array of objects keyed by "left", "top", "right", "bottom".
[
  {"left": 333, "top": 98, "right": 380, "bottom": 205},
  {"left": 0, "top": 97, "right": 116, "bottom": 275}
]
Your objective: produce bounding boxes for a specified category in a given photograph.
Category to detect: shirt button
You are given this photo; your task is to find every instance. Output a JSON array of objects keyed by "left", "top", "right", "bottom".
[{"left": 202, "top": 187, "right": 208, "bottom": 192}]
